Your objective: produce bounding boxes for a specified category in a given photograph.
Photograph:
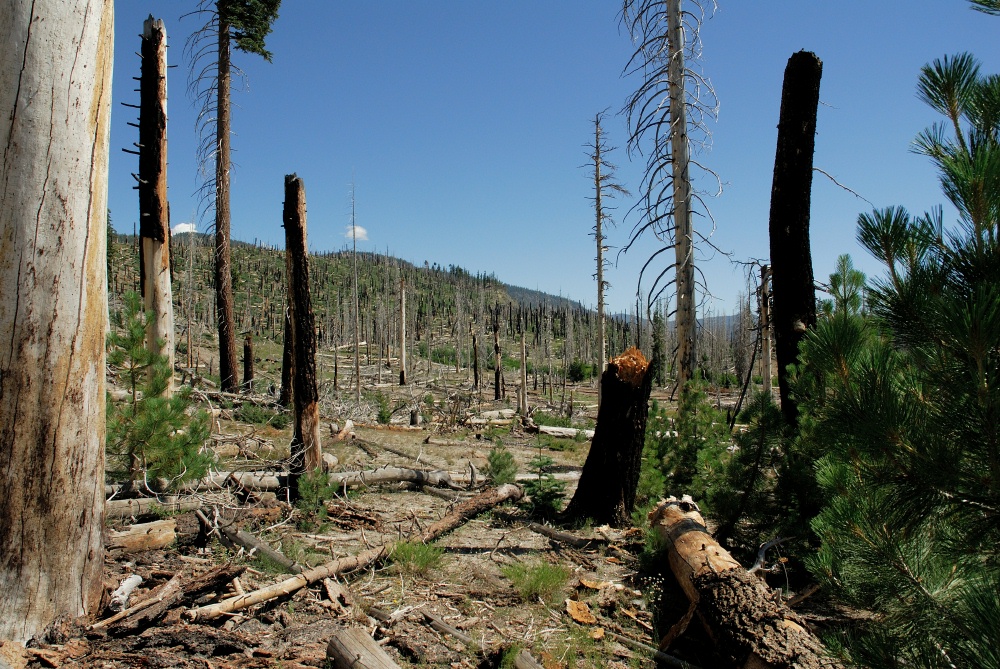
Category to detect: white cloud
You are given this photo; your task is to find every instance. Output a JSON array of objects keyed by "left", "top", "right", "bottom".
[
  {"left": 344, "top": 225, "right": 368, "bottom": 242},
  {"left": 172, "top": 222, "right": 197, "bottom": 235}
]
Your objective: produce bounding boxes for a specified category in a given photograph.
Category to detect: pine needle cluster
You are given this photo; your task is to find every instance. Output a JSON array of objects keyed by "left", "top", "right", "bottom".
[{"left": 106, "top": 292, "right": 211, "bottom": 491}]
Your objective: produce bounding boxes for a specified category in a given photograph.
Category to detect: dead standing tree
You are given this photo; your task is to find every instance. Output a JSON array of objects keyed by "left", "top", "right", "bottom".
[
  {"left": 562, "top": 348, "right": 652, "bottom": 526},
  {"left": 0, "top": 0, "right": 113, "bottom": 642},
  {"left": 283, "top": 174, "right": 322, "bottom": 497},
  {"left": 767, "top": 51, "right": 821, "bottom": 425},
  {"left": 588, "top": 110, "right": 629, "bottom": 411},
  {"left": 138, "top": 16, "right": 174, "bottom": 395},
  {"left": 186, "top": 0, "right": 281, "bottom": 392},
  {"left": 622, "top": 0, "right": 720, "bottom": 387}
]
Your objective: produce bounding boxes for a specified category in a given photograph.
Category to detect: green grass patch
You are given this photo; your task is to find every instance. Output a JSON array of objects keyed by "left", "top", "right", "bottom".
[
  {"left": 501, "top": 560, "right": 570, "bottom": 605},
  {"left": 390, "top": 541, "right": 444, "bottom": 576}
]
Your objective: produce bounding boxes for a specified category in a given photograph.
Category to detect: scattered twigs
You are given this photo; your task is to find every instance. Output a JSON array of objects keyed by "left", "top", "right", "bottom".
[
  {"left": 605, "top": 630, "right": 704, "bottom": 669},
  {"left": 185, "top": 546, "right": 388, "bottom": 622},
  {"left": 417, "top": 610, "right": 544, "bottom": 669},
  {"left": 748, "top": 536, "right": 791, "bottom": 574},
  {"left": 524, "top": 522, "right": 593, "bottom": 548}
]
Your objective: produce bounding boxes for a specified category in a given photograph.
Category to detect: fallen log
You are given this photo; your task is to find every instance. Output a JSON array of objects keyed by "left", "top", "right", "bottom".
[
  {"left": 648, "top": 497, "right": 842, "bottom": 669},
  {"left": 215, "top": 520, "right": 302, "bottom": 574},
  {"left": 326, "top": 628, "right": 402, "bottom": 669},
  {"left": 328, "top": 466, "right": 462, "bottom": 490},
  {"left": 537, "top": 425, "right": 595, "bottom": 440},
  {"left": 185, "top": 546, "right": 387, "bottom": 622},
  {"left": 524, "top": 521, "right": 593, "bottom": 548},
  {"left": 419, "top": 483, "right": 522, "bottom": 543},
  {"left": 107, "top": 519, "right": 176, "bottom": 555},
  {"left": 105, "top": 497, "right": 204, "bottom": 520}
]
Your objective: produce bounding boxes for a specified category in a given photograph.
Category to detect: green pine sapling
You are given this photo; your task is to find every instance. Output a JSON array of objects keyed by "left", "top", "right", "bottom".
[{"left": 106, "top": 292, "right": 211, "bottom": 491}]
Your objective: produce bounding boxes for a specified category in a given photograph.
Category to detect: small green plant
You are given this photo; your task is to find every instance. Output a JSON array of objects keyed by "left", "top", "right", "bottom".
[
  {"left": 486, "top": 442, "right": 518, "bottom": 485},
  {"left": 235, "top": 402, "right": 288, "bottom": 429},
  {"left": 390, "top": 541, "right": 444, "bottom": 576},
  {"left": 522, "top": 442, "right": 566, "bottom": 518},
  {"left": 501, "top": 560, "right": 570, "bottom": 605},
  {"left": 372, "top": 391, "right": 393, "bottom": 424},
  {"left": 106, "top": 292, "right": 211, "bottom": 490},
  {"left": 295, "top": 467, "right": 337, "bottom": 530}
]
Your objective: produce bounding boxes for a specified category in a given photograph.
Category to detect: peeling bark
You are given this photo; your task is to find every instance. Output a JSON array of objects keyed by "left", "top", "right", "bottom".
[{"left": 0, "top": 0, "right": 113, "bottom": 643}]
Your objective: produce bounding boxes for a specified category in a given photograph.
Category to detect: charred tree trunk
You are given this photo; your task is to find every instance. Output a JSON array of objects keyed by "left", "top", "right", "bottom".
[
  {"left": 138, "top": 16, "right": 173, "bottom": 395},
  {"left": 243, "top": 334, "right": 254, "bottom": 392},
  {"left": 649, "top": 498, "right": 841, "bottom": 669},
  {"left": 759, "top": 264, "right": 772, "bottom": 397},
  {"left": 493, "top": 316, "right": 502, "bottom": 401},
  {"left": 283, "top": 175, "right": 322, "bottom": 496},
  {"left": 0, "top": 0, "right": 112, "bottom": 642},
  {"left": 472, "top": 330, "right": 480, "bottom": 389},
  {"left": 279, "top": 307, "right": 292, "bottom": 406},
  {"left": 214, "top": 14, "right": 239, "bottom": 392},
  {"left": 562, "top": 348, "right": 652, "bottom": 526},
  {"left": 768, "top": 51, "right": 821, "bottom": 425},
  {"left": 399, "top": 278, "right": 407, "bottom": 385}
]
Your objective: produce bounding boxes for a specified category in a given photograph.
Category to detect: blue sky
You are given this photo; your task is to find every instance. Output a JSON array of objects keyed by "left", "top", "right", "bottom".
[{"left": 108, "top": 1, "right": 999, "bottom": 315}]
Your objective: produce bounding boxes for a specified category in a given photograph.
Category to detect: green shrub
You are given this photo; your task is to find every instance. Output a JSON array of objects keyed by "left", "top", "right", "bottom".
[
  {"left": 486, "top": 442, "right": 518, "bottom": 485},
  {"left": 522, "top": 444, "right": 566, "bottom": 518},
  {"left": 106, "top": 292, "right": 211, "bottom": 490},
  {"left": 567, "top": 359, "right": 592, "bottom": 382},
  {"left": 501, "top": 561, "right": 570, "bottom": 604}
]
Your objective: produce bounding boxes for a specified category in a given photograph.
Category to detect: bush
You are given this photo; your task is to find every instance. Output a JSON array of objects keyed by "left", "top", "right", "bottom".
[
  {"left": 486, "top": 442, "right": 517, "bottom": 485},
  {"left": 106, "top": 292, "right": 211, "bottom": 490},
  {"left": 567, "top": 359, "right": 592, "bottom": 383},
  {"left": 522, "top": 444, "right": 566, "bottom": 518}
]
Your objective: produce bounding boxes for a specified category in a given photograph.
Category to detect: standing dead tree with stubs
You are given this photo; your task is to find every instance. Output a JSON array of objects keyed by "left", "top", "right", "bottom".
[
  {"left": 562, "top": 347, "right": 652, "bottom": 526},
  {"left": 621, "top": 0, "right": 721, "bottom": 387},
  {"left": 0, "top": 0, "right": 113, "bottom": 643},
  {"left": 186, "top": 0, "right": 280, "bottom": 393},
  {"left": 588, "top": 110, "right": 629, "bottom": 411},
  {"left": 138, "top": 16, "right": 175, "bottom": 396},
  {"left": 283, "top": 174, "right": 322, "bottom": 497}
]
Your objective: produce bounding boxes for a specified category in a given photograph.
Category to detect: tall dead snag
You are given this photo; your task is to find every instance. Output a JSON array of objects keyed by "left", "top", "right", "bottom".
[
  {"left": 493, "top": 311, "right": 502, "bottom": 400},
  {"left": 283, "top": 174, "right": 322, "bottom": 495},
  {"left": 138, "top": 16, "right": 174, "bottom": 395},
  {"left": 243, "top": 333, "right": 254, "bottom": 391},
  {"left": 399, "top": 278, "right": 407, "bottom": 385},
  {"left": 279, "top": 307, "right": 292, "bottom": 406},
  {"left": 471, "top": 329, "right": 480, "bottom": 389},
  {"left": 649, "top": 498, "right": 841, "bottom": 669},
  {"left": 562, "top": 347, "right": 652, "bottom": 526},
  {"left": 0, "top": 0, "right": 113, "bottom": 643},
  {"left": 768, "top": 51, "right": 821, "bottom": 425}
]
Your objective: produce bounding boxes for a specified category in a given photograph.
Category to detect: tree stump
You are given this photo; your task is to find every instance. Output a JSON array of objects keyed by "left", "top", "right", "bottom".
[{"left": 562, "top": 347, "right": 652, "bottom": 526}]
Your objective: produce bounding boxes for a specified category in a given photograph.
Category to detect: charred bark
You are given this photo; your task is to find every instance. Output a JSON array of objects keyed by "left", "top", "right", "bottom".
[
  {"left": 768, "top": 51, "right": 822, "bottom": 425},
  {"left": 279, "top": 307, "right": 292, "bottom": 406},
  {"left": 138, "top": 16, "right": 174, "bottom": 394},
  {"left": 562, "top": 347, "right": 652, "bottom": 526},
  {"left": 284, "top": 174, "right": 322, "bottom": 496},
  {"left": 243, "top": 333, "right": 254, "bottom": 392}
]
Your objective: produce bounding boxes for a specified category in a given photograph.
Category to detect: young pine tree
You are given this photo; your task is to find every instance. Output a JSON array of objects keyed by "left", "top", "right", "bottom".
[{"left": 107, "top": 292, "right": 212, "bottom": 491}]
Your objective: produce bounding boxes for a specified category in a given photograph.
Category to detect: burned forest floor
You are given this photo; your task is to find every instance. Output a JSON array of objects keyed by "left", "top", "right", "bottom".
[{"left": 3, "top": 348, "right": 856, "bottom": 669}]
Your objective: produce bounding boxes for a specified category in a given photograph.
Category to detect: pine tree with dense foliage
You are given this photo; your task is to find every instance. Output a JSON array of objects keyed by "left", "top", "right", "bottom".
[
  {"left": 107, "top": 292, "right": 212, "bottom": 490},
  {"left": 802, "top": 50, "right": 1000, "bottom": 668}
]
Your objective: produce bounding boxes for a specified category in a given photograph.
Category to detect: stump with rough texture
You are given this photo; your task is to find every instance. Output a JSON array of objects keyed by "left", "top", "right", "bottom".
[{"left": 562, "top": 347, "right": 652, "bottom": 526}]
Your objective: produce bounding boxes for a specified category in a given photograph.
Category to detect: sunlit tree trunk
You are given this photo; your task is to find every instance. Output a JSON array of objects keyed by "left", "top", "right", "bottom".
[
  {"left": 667, "top": 0, "right": 696, "bottom": 385},
  {"left": 0, "top": 0, "right": 113, "bottom": 642},
  {"left": 215, "top": 13, "right": 239, "bottom": 392},
  {"left": 139, "top": 16, "right": 174, "bottom": 395}
]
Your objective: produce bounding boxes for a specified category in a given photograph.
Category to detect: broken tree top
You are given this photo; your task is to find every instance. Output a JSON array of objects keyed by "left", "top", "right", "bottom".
[{"left": 610, "top": 347, "right": 648, "bottom": 387}]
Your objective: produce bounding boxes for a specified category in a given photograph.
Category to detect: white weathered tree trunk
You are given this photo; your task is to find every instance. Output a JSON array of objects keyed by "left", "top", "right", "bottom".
[
  {"left": 139, "top": 16, "right": 174, "bottom": 395},
  {"left": 668, "top": 0, "right": 696, "bottom": 385},
  {"left": 0, "top": 0, "right": 113, "bottom": 643},
  {"left": 399, "top": 278, "right": 407, "bottom": 385},
  {"left": 594, "top": 115, "right": 607, "bottom": 410}
]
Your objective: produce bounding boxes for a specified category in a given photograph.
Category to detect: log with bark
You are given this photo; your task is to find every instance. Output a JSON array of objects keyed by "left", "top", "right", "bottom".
[
  {"left": 562, "top": 347, "right": 652, "bottom": 526},
  {"left": 648, "top": 497, "right": 841, "bottom": 669}
]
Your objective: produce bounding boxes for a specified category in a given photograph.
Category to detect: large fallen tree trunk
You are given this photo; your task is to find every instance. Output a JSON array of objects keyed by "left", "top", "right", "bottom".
[
  {"left": 648, "top": 497, "right": 841, "bottom": 669},
  {"left": 107, "top": 520, "right": 176, "bottom": 556}
]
